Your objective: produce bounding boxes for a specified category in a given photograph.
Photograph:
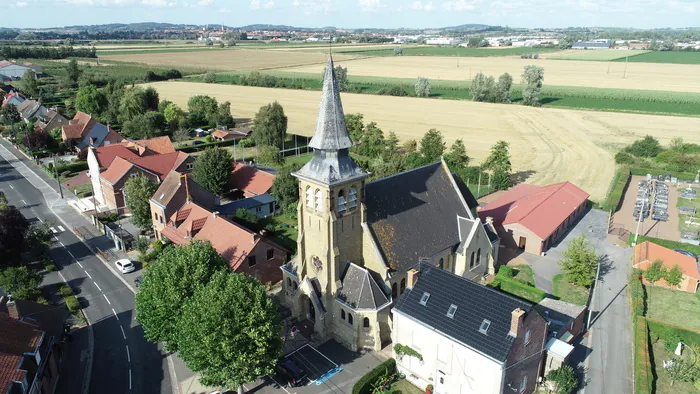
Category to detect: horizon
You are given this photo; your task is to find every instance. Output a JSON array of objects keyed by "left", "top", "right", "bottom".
[{"left": 4, "top": 0, "right": 698, "bottom": 31}]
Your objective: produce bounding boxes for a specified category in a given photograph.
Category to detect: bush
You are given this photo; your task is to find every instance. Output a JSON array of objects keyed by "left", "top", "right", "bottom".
[
  {"left": 238, "top": 138, "right": 255, "bottom": 148},
  {"left": 59, "top": 285, "right": 73, "bottom": 297},
  {"left": 600, "top": 167, "right": 630, "bottom": 211},
  {"left": 624, "top": 135, "right": 662, "bottom": 158},
  {"left": 44, "top": 264, "right": 56, "bottom": 272},
  {"left": 629, "top": 271, "right": 645, "bottom": 318},
  {"left": 615, "top": 151, "right": 637, "bottom": 165},
  {"left": 498, "top": 277, "right": 546, "bottom": 303},
  {"left": 55, "top": 161, "right": 88, "bottom": 174},
  {"left": 352, "top": 358, "right": 396, "bottom": 394},
  {"left": 497, "top": 265, "right": 514, "bottom": 278},
  {"left": 377, "top": 86, "right": 408, "bottom": 96},
  {"left": 65, "top": 295, "right": 80, "bottom": 313},
  {"left": 202, "top": 72, "right": 217, "bottom": 83}
]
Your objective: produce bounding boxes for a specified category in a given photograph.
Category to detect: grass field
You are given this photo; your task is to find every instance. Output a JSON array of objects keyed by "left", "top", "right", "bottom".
[
  {"left": 552, "top": 274, "right": 589, "bottom": 305},
  {"left": 547, "top": 49, "right": 650, "bottom": 61},
  {"left": 650, "top": 342, "right": 697, "bottom": 394},
  {"left": 647, "top": 286, "right": 700, "bottom": 331},
  {"left": 309, "top": 46, "right": 561, "bottom": 57},
  {"left": 614, "top": 51, "right": 700, "bottom": 64},
  {"left": 282, "top": 55, "right": 700, "bottom": 93},
  {"left": 146, "top": 81, "right": 700, "bottom": 202}
]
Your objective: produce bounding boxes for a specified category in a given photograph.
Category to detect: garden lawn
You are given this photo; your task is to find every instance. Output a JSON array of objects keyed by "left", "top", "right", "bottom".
[
  {"left": 676, "top": 195, "right": 700, "bottom": 234},
  {"left": 552, "top": 274, "right": 589, "bottom": 305},
  {"left": 512, "top": 265, "right": 536, "bottom": 287},
  {"left": 646, "top": 286, "right": 700, "bottom": 331},
  {"left": 72, "top": 183, "right": 93, "bottom": 198},
  {"left": 389, "top": 379, "right": 424, "bottom": 394},
  {"left": 650, "top": 341, "right": 697, "bottom": 394},
  {"left": 260, "top": 212, "right": 298, "bottom": 254}
]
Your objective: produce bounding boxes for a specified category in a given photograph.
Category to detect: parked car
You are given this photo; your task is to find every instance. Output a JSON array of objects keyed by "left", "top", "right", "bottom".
[
  {"left": 274, "top": 359, "right": 308, "bottom": 387},
  {"left": 673, "top": 249, "right": 698, "bottom": 261},
  {"left": 192, "top": 140, "right": 205, "bottom": 146},
  {"left": 116, "top": 259, "right": 135, "bottom": 274}
]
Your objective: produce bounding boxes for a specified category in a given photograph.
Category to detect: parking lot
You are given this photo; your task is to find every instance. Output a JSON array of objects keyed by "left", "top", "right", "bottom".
[{"left": 615, "top": 175, "right": 681, "bottom": 241}]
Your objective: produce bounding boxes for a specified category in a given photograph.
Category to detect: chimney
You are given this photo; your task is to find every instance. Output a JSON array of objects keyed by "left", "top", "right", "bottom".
[
  {"left": 212, "top": 211, "right": 219, "bottom": 219},
  {"left": 485, "top": 216, "right": 494, "bottom": 226},
  {"left": 6, "top": 296, "right": 19, "bottom": 319},
  {"left": 509, "top": 308, "right": 525, "bottom": 337},
  {"left": 406, "top": 268, "right": 419, "bottom": 290}
]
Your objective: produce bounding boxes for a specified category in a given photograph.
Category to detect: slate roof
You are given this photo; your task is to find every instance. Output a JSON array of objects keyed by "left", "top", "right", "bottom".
[
  {"left": 534, "top": 298, "right": 585, "bottom": 334},
  {"left": 456, "top": 217, "right": 478, "bottom": 254},
  {"left": 393, "top": 263, "right": 533, "bottom": 362},
  {"left": 365, "top": 161, "right": 471, "bottom": 272},
  {"left": 453, "top": 173, "right": 480, "bottom": 211},
  {"left": 337, "top": 263, "right": 391, "bottom": 310},
  {"left": 218, "top": 193, "right": 277, "bottom": 214},
  {"left": 308, "top": 56, "right": 353, "bottom": 151}
]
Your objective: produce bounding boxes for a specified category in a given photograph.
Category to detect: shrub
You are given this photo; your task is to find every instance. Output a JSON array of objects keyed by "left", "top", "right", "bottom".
[
  {"left": 202, "top": 72, "right": 217, "bottom": 83},
  {"left": 238, "top": 138, "right": 255, "bottom": 148},
  {"left": 614, "top": 151, "right": 637, "bottom": 165},
  {"left": 352, "top": 358, "right": 396, "bottom": 394},
  {"left": 497, "top": 265, "right": 514, "bottom": 278},
  {"left": 59, "top": 285, "right": 73, "bottom": 297},
  {"left": 624, "top": 135, "right": 662, "bottom": 158},
  {"left": 65, "top": 295, "right": 80, "bottom": 313},
  {"left": 498, "top": 277, "right": 546, "bottom": 303},
  {"left": 44, "top": 264, "right": 56, "bottom": 272},
  {"left": 377, "top": 86, "right": 408, "bottom": 96}
]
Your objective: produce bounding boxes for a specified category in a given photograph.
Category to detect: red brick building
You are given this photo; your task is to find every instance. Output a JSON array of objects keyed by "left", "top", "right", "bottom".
[{"left": 634, "top": 241, "right": 700, "bottom": 293}]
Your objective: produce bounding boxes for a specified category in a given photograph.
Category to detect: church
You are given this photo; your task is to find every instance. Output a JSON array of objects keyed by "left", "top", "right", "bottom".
[{"left": 280, "top": 56, "right": 501, "bottom": 352}]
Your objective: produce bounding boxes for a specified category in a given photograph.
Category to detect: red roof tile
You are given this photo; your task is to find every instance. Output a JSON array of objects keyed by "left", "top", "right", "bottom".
[
  {"left": 93, "top": 136, "right": 176, "bottom": 169},
  {"left": 100, "top": 152, "right": 190, "bottom": 185},
  {"left": 62, "top": 111, "right": 96, "bottom": 139},
  {"left": 634, "top": 241, "right": 700, "bottom": 280},
  {"left": 229, "top": 163, "right": 275, "bottom": 197},
  {"left": 0, "top": 352, "right": 24, "bottom": 394},
  {"left": 478, "top": 182, "right": 590, "bottom": 240},
  {"left": 0, "top": 312, "right": 44, "bottom": 392}
]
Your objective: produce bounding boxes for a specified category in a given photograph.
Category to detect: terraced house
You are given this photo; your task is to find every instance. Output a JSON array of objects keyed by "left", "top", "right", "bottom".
[{"left": 280, "top": 56, "right": 500, "bottom": 352}]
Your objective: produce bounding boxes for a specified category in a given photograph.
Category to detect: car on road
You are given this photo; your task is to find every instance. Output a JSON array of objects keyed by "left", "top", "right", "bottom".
[
  {"left": 274, "top": 359, "right": 308, "bottom": 387},
  {"left": 673, "top": 249, "right": 698, "bottom": 261},
  {"left": 116, "top": 259, "right": 136, "bottom": 274}
]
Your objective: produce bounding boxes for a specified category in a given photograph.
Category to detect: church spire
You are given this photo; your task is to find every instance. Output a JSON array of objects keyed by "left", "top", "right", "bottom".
[{"left": 308, "top": 56, "right": 353, "bottom": 151}]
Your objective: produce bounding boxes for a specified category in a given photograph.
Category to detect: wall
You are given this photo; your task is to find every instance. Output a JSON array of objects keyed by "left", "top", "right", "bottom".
[
  {"left": 87, "top": 149, "right": 105, "bottom": 204},
  {"left": 455, "top": 223, "right": 495, "bottom": 279},
  {"left": 502, "top": 310, "right": 548, "bottom": 394},
  {"left": 234, "top": 239, "right": 285, "bottom": 284},
  {"left": 499, "top": 222, "right": 543, "bottom": 255},
  {"left": 150, "top": 201, "right": 166, "bottom": 238}
]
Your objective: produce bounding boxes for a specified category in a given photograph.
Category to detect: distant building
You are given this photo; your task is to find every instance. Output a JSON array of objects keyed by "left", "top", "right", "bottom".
[
  {"left": 34, "top": 109, "right": 69, "bottom": 133},
  {"left": 571, "top": 40, "right": 611, "bottom": 50},
  {"left": 1, "top": 90, "right": 25, "bottom": 108},
  {"left": 228, "top": 162, "right": 275, "bottom": 199},
  {"left": 220, "top": 193, "right": 278, "bottom": 218},
  {"left": 629, "top": 42, "right": 650, "bottom": 50},
  {"left": 425, "top": 37, "right": 461, "bottom": 45},
  {"left": 0, "top": 60, "right": 41, "bottom": 80},
  {"left": 61, "top": 111, "right": 124, "bottom": 151},
  {"left": 14, "top": 99, "right": 48, "bottom": 123}
]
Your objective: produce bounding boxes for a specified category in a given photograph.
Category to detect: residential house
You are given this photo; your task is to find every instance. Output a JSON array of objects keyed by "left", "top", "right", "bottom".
[
  {"left": 159, "top": 201, "right": 288, "bottom": 284},
  {"left": 211, "top": 126, "right": 252, "bottom": 141},
  {"left": 1, "top": 91, "right": 24, "bottom": 109},
  {"left": 211, "top": 130, "right": 235, "bottom": 142},
  {"left": 392, "top": 264, "right": 548, "bottom": 394},
  {"left": 534, "top": 298, "right": 586, "bottom": 373},
  {"left": 228, "top": 162, "right": 275, "bottom": 199},
  {"left": 0, "top": 296, "right": 67, "bottom": 394},
  {"left": 478, "top": 182, "right": 589, "bottom": 255},
  {"left": 279, "top": 56, "right": 500, "bottom": 352},
  {"left": 633, "top": 241, "right": 700, "bottom": 293},
  {"left": 15, "top": 100, "right": 48, "bottom": 123},
  {"left": 34, "top": 110, "right": 69, "bottom": 134},
  {"left": 219, "top": 193, "right": 277, "bottom": 218},
  {"left": 0, "top": 61, "right": 41, "bottom": 80},
  {"left": 61, "top": 111, "right": 123, "bottom": 151}
]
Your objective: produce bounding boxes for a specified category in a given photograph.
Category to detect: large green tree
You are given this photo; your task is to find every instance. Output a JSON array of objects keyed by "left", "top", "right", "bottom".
[
  {"left": 75, "top": 84, "right": 108, "bottom": 116},
  {"left": 65, "top": 59, "right": 82, "bottom": 85},
  {"left": 444, "top": 139, "right": 470, "bottom": 169},
  {"left": 644, "top": 259, "right": 666, "bottom": 285},
  {"left": 187, "top": 95, "right": 218, "bottom": 126},
  {"left": 522, "top": 65, "right": 545, "bottom": 107},
  {"left": 119, "top": 86, "right": 148, "bottom": 123},
  {"left": 494, "top": 73, "right": 513, "bottom": 103},
  {"left": 0, "top": 203, "right": 29, "bottom": 267},
  {"left": 271, "top": 163, "right": 301, "bottom": 213},
  {"left": 664, "top": 264, "right": 683, "bottom": 288},
  {"left": 176, "top": 270, "right": 283, "bottom": 392},
  {"left": 124, "top": 175, "right": 158, "bottom": 230},
  {"left": 345, "top": 113, "right": 365, "bottom": 143},
  {"left": 559, "top": 234, "right": 599, "bottom": 287},
  {"left": 546, "top": 365, "right": 578, "bottom": 394},
  {"left": 144, "top": 86, "right": 160, "bottom": 111},
  {"left": 471, "top": 72, "right": 495, "bottom": 102},
  {"left": 483, "top": 140, "right": 512, "bottom": 173},
  {"left": 210, "top": 101, "right": 235, "bottom": 129},
  {"left": 121, "top": 111, "right": 166, "bottom": 139},
  {"left": 322, "top": 64, "right": 348, "bottom": 92},
  {"left": 19, "top": 70, "right": 38, "bottom": 98},
  {"left": 0, "top": 267, "right": 41, "bottom": 300},
  {"left": 192, "top": 147, "right": 233, "bottom": 196},
  {"left": 415, "top": 76, "right": 431, "bottom": 98},
  {"left": 355, "top": 122, "right": 385, "bottom": 158},
  {"left": 135, "top": 241, "right": 229, "bottom": 351},
  {"left": 252, "top": 101, "right": 287, "bottom": 149},
  {"left": 419, "top": 128, "right": 445, "bottom": 163}
]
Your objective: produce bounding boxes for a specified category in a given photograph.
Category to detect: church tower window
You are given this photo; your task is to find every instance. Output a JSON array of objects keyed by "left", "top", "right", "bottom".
[
  {"left": 306, "top": 186, "right": 313, "bottom": 208},
  {"left": 315, "top": 189, "right": 323, "bottom": 211},
  {"left": 337, "top": 190, "right": 347, "bottom": 214},
  {"left": 348, "top": 187, "right": 358, "bottom": 210}
]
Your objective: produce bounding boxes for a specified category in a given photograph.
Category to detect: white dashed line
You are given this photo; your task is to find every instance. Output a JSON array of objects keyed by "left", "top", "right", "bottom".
[
  {"left": 57, "top": 225, "right": 65, "bottom": 232},
  {"left": 94, "top": 282, "right": 102, "bottom": 292},
  {"left": 129, "top": 369, "right": 132, "bottom": 390},
  {"left": 126, "top": 345, "right": 131, "bottom": 362},
  {"left": 9, "top": 185, "right": 13, "bottom": 189},
  {"left": 59, "top": 241, "right": 65, "bottom": 247},
  {"left": 120, "top": 325, "right": 126, "bottom": 340},
  {"left": 67, "top": 251, "right": 75, "bottom": 259},
  {"left": 37, "top": 217, "right": 43, "bottom": 222},
  {"left": 21, "top": 199, "right": 26, "bottom": 205},
  {"left": 84, "top": 270, "right": 92, "bottom": 279},
  {"left": 112, "top": 308, "right": 119, "bottom": 320},
  {"left": 77, "top": 262, "right": 83, "bottom": 268}
]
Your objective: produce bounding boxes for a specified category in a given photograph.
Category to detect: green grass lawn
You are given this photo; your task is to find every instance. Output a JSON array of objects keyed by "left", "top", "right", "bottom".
[
  {"left": 650, "top": 341, "right": 697, "bottom": 394},
  {"left": 614, "top": 51, "right": 700, "bottom": 65},
  {"left": 628, "top": 235, "right": 700, "bottom": 256},
  {"left": 552, "top": 274, "right": 590, "bottom": 305},
  {"left": 647, "top": 286, "right": 700, "bottom": 331},
  {"left": 71, "top": 183, "right": 93, "bottom": 198},
  {"left": 389, "top": 379, "right": 424, "bottom": 394},
  {"left": 677, "top": 193, "right": 700, "bottom": 233},
  {"left": 260, "top": 213, "right": 298, "bottom": 254},
  {"left": 512, "top": 265, "right": 536, "bottom": 287}
]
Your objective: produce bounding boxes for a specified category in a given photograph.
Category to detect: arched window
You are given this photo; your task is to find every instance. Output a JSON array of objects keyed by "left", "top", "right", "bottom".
[
  {"left": 400, "top": 278, "right": 406, "bottom": 294},
  {"left": 476, "top": 248, "right": 482, "bottom": 265},
  {"left": 293, "top": 281, "right": 298, "bottom": 290},
  {"left": 287, "top": 278, "right": 292, "bottom": 288},
  {"left": 337, "top": 190, "right": 347, "bottom": 214},
  {"left": 348, "top": 187, "right": 358, "bottom": 210},
  {"left": 438, "top": 258, "right": 444, "bottom": 269},
  {"left": 363, "top": 317, "right": 370, "bottom": 328},
  {"left": 315, "top": 189, "right": 323, "bottom": 211},
  {"left": 470, "top": 251, "right": 475, "bottom": 268},
  {"left": 305, "top": 186, "right": 313, "bottom": 208},
  {"left": 341, "top": 310, "right": 346, "bottom": 320},
  {"left": 392, "top": 283, "right": 397, "bottom": 299},
  {"left": 348, "top": 313, "right": 354, "bottom": 325}
]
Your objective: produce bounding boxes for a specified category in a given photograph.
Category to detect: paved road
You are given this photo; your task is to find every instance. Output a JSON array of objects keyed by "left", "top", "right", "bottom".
[{"left": 0, "top": 143, "right": 172, "bottom": 394}]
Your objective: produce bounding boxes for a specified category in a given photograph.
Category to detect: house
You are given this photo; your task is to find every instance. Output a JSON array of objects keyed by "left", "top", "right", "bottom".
[
  {"left": 212, "top": 127, "right": 252, "bottom": 142},
  {"left": 14, "top": 100, "right": 48, "bottom": 123},
  {"left": 478, "top": 182, "right": 589, "bottom": 255},
  {"left": 0, "top": 61, "right": 41, "bottom": 80},
  {"left": 0, "top": 296, "right": 67, "bottom": 394},
  {"left": 219, "top": 193, "right": 278, "bottom": 218},
  {"left": 34, "top": 110, "right": 69, "bottom": 134},
  {"left": 150, "top": 171, "right": 217, "bottom": 240},
  {"left": 392, "top": 264, "right": 547, "bottom": 394},
  {"left": 571, "top": 40, "right": 611, "bottom": 49},
  {"left": 279, "top": 56, "right": 500, "bottom": 352},
  {"left": 1, "top": 91, "right": 24, "bottom": 109},
  {"left": 633, "top": 241, "right": 700, "bottom": 293},
  {"left": 629, "top": 42, "right": 650, "bottom": 50},
  {"left": 211, "top": 129, "right": 234, "bottom": 142},
  {"left": 535, "top": 298, "right": 586, "bottom": 374},
  {"left": 228, "top": 162, "right": 275, "bottom": 198},
  {"left": 61, "top": 111, "right": 123, "bottom": 151},
  {"left": 159, "top": 201, "right": 288, "bottom": 284}
]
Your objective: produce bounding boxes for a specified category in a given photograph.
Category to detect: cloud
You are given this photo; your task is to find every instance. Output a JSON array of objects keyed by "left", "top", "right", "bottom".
[
  {"left": 250, "top": 0, "right": 260, "bottom": 8},
  {"left": 410, "top": 0, "right": 434, "bottom": 11},
  {"left": 442, "top": 0, "right": 481, "bottom": 11},
  {"left": 292, "top": 0, "right": 333, "bottom": 14},
  {"left": 197, "top": 0, "right": 212, "bottom": 5},
  {"left": 61, "top": 0, "right": 179, "bottom": 6},
  {"left": 263, "top": 0, "right": 275, "bottom": 8},
  {"left": 11, "top": 1, "right": 29, "bottom": 7},
  {"left": 359, "top": 0, "right": 381, "bottom": 12}
]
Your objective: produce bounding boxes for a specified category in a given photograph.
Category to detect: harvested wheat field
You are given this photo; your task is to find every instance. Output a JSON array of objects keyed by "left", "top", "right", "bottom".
[
  {"left": 101, "top": 49, "right": 355, "bottom": 71},
  {"left": 146, "top": 81, "right": 700, "bottom": 201},
  {"left": 283, "top": 55, "right": 700, "bottom": 93}
]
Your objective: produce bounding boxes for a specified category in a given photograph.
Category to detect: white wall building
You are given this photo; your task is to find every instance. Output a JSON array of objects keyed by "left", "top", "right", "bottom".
[{"left": 426, "top": 37, "right": 461, "bottom": 45}]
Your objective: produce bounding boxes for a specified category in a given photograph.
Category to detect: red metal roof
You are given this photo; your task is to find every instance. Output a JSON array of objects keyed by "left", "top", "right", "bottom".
[
  {"left": 478, "top": 182, "right": 590, "bottom": 240},
  {"left": 634, "top": 241, "right": 700, "bottom": 280}
]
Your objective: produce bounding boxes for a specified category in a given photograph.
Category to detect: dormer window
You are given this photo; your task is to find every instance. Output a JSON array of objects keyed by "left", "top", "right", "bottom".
[
  {"left": 337, "top": 190, "right": 347, "bottom": 214},
  {"left": 315, "top": 189, "right": 323, "bottom": 211},
  {"left": 306, "top": 186, "right": 313, "bottom": 208},
  {"left": 348, "top": 187, "right": 357, "bottom": 209},
  {"left": 479, "top": 319, "right": 491, "bottom": 334},
  {"left": 447, "top": 304, "right": 458, "bottom": 318},
  {"left": 419, "top": 292, "right": 430, "bottom": 306}
]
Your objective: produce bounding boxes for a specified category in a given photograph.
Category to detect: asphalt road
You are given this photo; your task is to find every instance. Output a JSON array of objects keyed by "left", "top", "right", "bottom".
[{"left": 0, "top": 152, "right": 172, "bottom": 394}]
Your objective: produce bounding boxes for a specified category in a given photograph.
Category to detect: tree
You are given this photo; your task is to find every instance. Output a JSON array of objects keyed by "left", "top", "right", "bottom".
[
  {"left": 522, "top": 65, "right": 545, "bottom": 107},
  {"left": 444, "top": 139, "right": 470, "bottom": 169},
  {"left": 173, "top": 128, "right": 190, "bottom": 143},
  {"left": 144, "top": 86, "right": 159, "bottom": 111},
  {"left": 559, "top": 234, "right": 599, "bottom": 287},
  {"left": 355, "top": 122, "right": 385, "bottom": 158},
  {"left": 625, "top": 135, "right": 662, "bottom": 158},
  {"left": 0, "top": 267, "right": 41, "bottom": 300},
  {"left": 1, "top": 104, "right": 21, "bottom": 130},
  {"left": 66, "top": 59, "right": 82, "bottom": 85},
  {"left": 20, "top": 70, "right": 38, "bottom": 98},
  {"left": 665, "top": 358, "right": 696, "bottom": 386},
  {"left": 75, "top": 84, "right": 108, "bottom": 116},
  {"left": 345, "top": 113, "right": 365, "bottom": 143},
  {"left": 163, "top": 102, "right": 187, "bottom": 130},
  {"left": 121, "top": 112, "right": 165, "bottom": 139},
  {"left": 234, "top": 208, "right": 259, "bottom": 228},
  {"left": 271, "top": 163, "right": 301, "bottom": 213},
  {"left": 323, "top": 65, "right": 347, "bottom": 92},
  {"left": 25, "top": 221, "right": 53, "bottom": 254},
  {"left": 419, "top": 129, "right": 445, "bottom": 162},
  {"left": 187, "top": 95, "right": 218, "bottom": 126},
  {"left": 644, "top": 259, "right": 666, "bottom": 285},
  {"left": 257, "top": 145, "right": 282, "bottom": 166},
  {"left": 402, "top": 139, "right": 418, "bottom": 154},
  {"left": 212, "top": 101, "right": 235, "bottom": 129},
  {"left": 252, "top": 101, "right": 287, "bottom": 149},
  {"left": 494, "top": 73, "right": 513, "bottom": 103},
  {"left": 471, "top": 72, "right": 495, "bottom": 102},
  {"left": 119, "top": 86, "right": 148, "bottom": 123},
  {"left": 0, "top": 204, "right": 29, "bottom": 267},
  {"left": 135, "top": 240, "right": 229, "bottom": 351},
  {"left": 483, "top": 140, "right": 512, "bottom": 173},
  {"left": 203, "top": 72, "right": 217, "bottom": 83},
  {"left": 192, "top": 147, "right": 233, "bottom": 196},
  {"left": 158, "top": 100, "right": 173, "bottom": 113},
  {"left": 124, "top": 175, "right": 158, "bottom": 230},
  {"left": 23, "top": 130, "right": 49, "bottom": 149},
  {"left": 492, "top": 170, "right": 512, "bottom": 190},
  {"left": 383, "top": 132, "right": 400, "bottom": 160},
  {"left": 467, "top": 36, "right": 486, "bottom": 48},
  {"left": 546, "top": 365, "right": 577, "bottom": 394},
  {"left": 394, "top": 47, "right": 403, "bottom": 55},
  {"left": 176, "top": 270, "right": 283, "bottom": 392},
  {"left": 664, "top": 264, "right": 683, "bottom": 288},
  {"left": 415, "top": 77, "right": 431, "bottom": 98}
]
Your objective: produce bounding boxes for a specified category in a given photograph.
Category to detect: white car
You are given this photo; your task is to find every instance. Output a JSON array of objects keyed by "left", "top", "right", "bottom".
[{"left": 116, "top": 259, "right": 135, "bottom": 274}]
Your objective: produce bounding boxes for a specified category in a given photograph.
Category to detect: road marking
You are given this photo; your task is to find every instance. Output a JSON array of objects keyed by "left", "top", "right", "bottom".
[
  {"left": 94, "top": 282, "right": 102, "bottom": 292},
  {"left": 59, "top": 241, "right": 65, "bottom": 247},
  {"left": 57, "top": 225, "right": 65, "bottom": 232},
  {"left": 67, "top": 251, "right": 75, "bottom": 259},
  {"left": 38, "top": 217, "right": 43, "bottom": 222},
  {"left": 50, "top": 227, "right": 57, "bottom": 233},
  {"left": 112, "top": 308, "right": 119, "bottom": 321},
  {"left": 77, "top": 262, "right": 83, "bottom": 268},
  {"left": 9, "top": 185, "right": 13, "bottom": 189},
  {"left": 126, "top": 345, "right": 131, "bottom": 362},
  {"left": 120, "top": 325, "right": 126, "bottom": 340},
  {"left": 21, "top": 199, "right": 26, "bottom": 205},
  {"left": 84, "top": 270, "right": 92, "bottom": 279},
  {"left": 129, "top": 369, "right": 132, "bottom": 391}
]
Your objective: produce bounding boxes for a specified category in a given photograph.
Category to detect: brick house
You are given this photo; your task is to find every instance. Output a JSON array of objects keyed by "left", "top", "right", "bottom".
[
  {"left": 479, "top": 182, "right": 589, "bottom": 255},
  {"left": 392, "top": 264, "right": 548, "bottom": 394},
  {"left": 61, "top": 111, "right": 123, "bottom": 151},
  {"left": 159, "top": 201, "right": 288, "bottom": 284},
  {"left": 634, "top": 241, "right": 700, "bottom": 293},
  {"left": 34, "top": 110, "right": 68, "bottom": 134},
  {"left": 535, "top": 298, "right": 586, "bottom": 374}
]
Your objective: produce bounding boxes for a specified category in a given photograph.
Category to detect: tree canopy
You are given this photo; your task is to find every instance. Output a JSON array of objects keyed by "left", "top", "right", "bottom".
[
  {"left": 252, "top": 101, "right": 287, "bottom": 149},
  {"left": 75, "top": 85, "right": 108, "bottom": 116},
  {"left": 624, "top": 135, "right": 662, "bottom": 158},
  {"left": 124, "top": 175, "right": 158, "bottom": 230},
  {"left": 19, "top": 70, "right": 38, "bottom": 98},
  {"left": 271, "top": 163, "right": 301, "bottom": 213},
  {"left": 187, "top": 95, "right": 218, "bottom": 126},
  {"left": 415, "top": 76, "right": 431, "bottom": 98},
  {"left": 559, "top": 234, "right": 599, "bottom": 287},
  {"left": 0, "top": 267, "right": 41, "bottom": 301},
  {"left": 0, "top": 203, "right": 29, "bottom": 267},
  {"left": 644, "top": 259, "right": 666, "bottom": 284},
  {"left": 119, "top": 86, "right": 149, "bottom": 123},
  {"left": 483, "top": 140, "right": 512, "bottom": 174},
  {"left": 120, "top": 111, "right": 165, "bottom": 139},
  {"left": 444, "top": 139, "right": 470, "bottom": 169},
  {"left": 522, "top": 65, "right": 545, "bottom": 107},
  {"left": 419, "top": 128, "right": 445, "bottom": 163},
  {"left": 546, "top": 365, "right": 578, "bottom": 394},
  {"left": 192, "top": 147, "right": 233, "bottom": 196}
]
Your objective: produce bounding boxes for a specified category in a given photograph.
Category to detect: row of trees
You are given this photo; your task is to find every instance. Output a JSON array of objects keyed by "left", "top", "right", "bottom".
[
  {"left": 0, "top": 45, "right": 97, "bottom": 59},
  {"left": 471, "top": 65, "right": 544, "bottom": 107}
]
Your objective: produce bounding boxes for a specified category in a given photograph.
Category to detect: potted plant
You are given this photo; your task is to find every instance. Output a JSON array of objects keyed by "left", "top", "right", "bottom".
[{"left": 425, "top": 384, "right": 434, "bottom": 394}]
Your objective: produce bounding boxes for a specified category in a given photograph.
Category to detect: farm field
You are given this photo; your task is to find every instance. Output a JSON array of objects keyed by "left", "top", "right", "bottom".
[
  {"left": 546, "top": 49, "right": 649, "bottom": 61},
  {"left": 145, "top": 81, "right": 700, "bottom": 201},
  {"left": 282, "top": 55, "right": 700, "bottom": 93},
  {"left": 318, "top": 46, "right": 562, "bottom": 57},
  {"left": 614, "top": 51, "right": 700, "bottom": 64},
  {"left": 101, "top": 48, "right": 356, "bottom": 70}
]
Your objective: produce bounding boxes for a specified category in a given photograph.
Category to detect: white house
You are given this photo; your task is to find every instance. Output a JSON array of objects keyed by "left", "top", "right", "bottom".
[
  {"left": 392, "top": 264, "right": 548, "bottom": 394},
  {"left": 426, "top": 37, "right": 461, "bottom": 45},
  {"left": 0, "top": 61, "right": 41, "bottom": 79}
]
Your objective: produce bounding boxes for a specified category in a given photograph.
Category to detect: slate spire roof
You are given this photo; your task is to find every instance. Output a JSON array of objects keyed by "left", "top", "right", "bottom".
[{"left": 308, "top": 56, "right": 353, "bottom": 151}]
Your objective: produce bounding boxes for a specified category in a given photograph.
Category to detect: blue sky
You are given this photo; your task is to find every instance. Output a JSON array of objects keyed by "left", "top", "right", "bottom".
[{"left": 6, "top": 0, "right": 699, "bottom": 30}]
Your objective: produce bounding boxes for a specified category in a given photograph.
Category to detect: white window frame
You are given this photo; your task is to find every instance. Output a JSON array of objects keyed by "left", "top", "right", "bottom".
[
  {"left": 419, "top": 292, "right": 430, "bottom": 306},
  {"left": 479, "top": 319, "right": 491, "bottom": 334},
  {"left": 447, "top": 304, "right": 458, "bottom": 319},
  {"left": 305, "top": 187, "right": 313, "bottom": 208}
]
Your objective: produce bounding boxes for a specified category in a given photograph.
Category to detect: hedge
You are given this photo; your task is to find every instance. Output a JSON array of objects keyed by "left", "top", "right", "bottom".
[
  {"left": 600, "top": 167, "right": 630, "bottom": 212},
  {"left": 497, "top": 277, "right": 546, "bottom": 303},
  {"left": 630, "top": 167, "right": 696, "bottom": 180},
  {"left": 629, "top": 271, "right": 645, "bottom": 318},
  {"left": 634, "top": 318, "right": 653, "bottom": 394},
  {"left": 647, "top": 318, "right": 700, "bottom": 346},
  {"left": 176, "top": 138, "right": 239, "bottom": 153},
  {"left": 352, "top": 358, "right": 396, "bottom": 394},
  {"left": 59, "top": 285, "right": 73, "bottom": 297},
  {"left": 65, "top": 295, "right": 80, "bottom": 313}
]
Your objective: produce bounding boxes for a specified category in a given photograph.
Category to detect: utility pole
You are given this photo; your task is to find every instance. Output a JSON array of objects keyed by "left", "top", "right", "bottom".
[
  {"left": 632, "top": 186, "right": 647, "bottom": 246},
  {"left": 586, "top": 259, "right": 602, "bottom": 330},
  {"left": 52, "top": 155, "right": 64, "bottom": 199},
  {"left": 623, "top": 56, "right": 628, "bottom": 79},
  {"left": 476, "top": 172, "right": 482, "bottom": 198}
]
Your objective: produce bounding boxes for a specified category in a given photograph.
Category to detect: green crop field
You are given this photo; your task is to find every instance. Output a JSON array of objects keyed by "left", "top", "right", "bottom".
[{"left": 613, "top": 51, "right": 700, "bottom": 64}]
